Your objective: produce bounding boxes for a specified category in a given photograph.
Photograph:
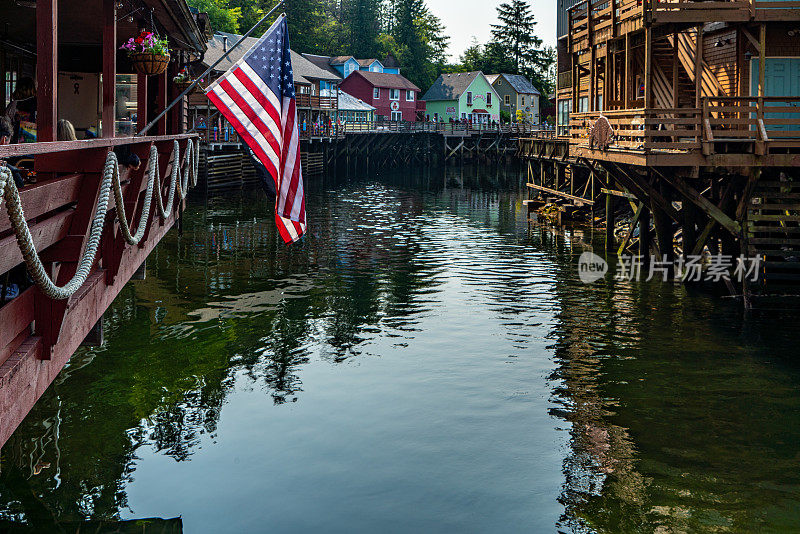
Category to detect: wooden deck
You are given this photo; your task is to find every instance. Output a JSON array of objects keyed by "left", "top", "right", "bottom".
[{"left": 0, "top": 135, "right": 196, "bottom": 447}]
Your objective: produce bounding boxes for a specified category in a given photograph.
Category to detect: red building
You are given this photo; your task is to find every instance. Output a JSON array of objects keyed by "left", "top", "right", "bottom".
[{"left": 339, "top": 71, "right": 424, "bottom": 122}]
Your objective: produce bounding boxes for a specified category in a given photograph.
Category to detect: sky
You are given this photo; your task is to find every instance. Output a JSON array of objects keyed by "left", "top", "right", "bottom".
[{"left": 426, "top": 0, "right": 557, "bottom": 61}]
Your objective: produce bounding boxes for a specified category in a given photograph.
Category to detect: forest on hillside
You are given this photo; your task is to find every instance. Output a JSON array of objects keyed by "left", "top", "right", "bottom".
[{"left": 188, "top": 0, "right": 554, "bottom": 95}]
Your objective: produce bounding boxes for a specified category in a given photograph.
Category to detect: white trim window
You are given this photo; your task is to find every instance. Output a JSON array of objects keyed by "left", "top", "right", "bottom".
[
  {"left": 504, "top": 94, "right": 510, "bottom": 105},
  {"left": 391, "top": 111, "right": 402, "bottom": 121},
  {"left": 521, "top": 95, "right": 526, "bottom": 106},
  {"left": 373, "top": 87, "right": 381, "bottom": 99},
  {"left": 466, "top": 91, "right": 473, "bottom": 105},
  {"left": 390, "top": 88, "right": 400, "bottom": 100},
  {"left": 486, "top": 92, "right": 492, "bottom": 105},
  {"left": 406, "top": 90, "right": 415, "bottom": 101}
]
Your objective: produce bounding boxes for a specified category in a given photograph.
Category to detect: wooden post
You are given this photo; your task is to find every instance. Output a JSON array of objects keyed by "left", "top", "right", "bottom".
[
  {"left": 672, "top": 32, "right": 679, "bottom": 108},
  {"left": 758, "top": 23, "right": 766, "bottom": 127},
  {"left": 624, "top": 33, "right": 630, "bottom": 107},
  {"left": 653, "top": 183, "right": 674, "bottom": 272},
  {"left": 137, "top": 73, "right": 149, "bottom": 132},
  {"left": 102, "top": 0, "right": 117, "bottom": 138},
  {"left": 36, "top": 0, "right": 57, "bottom": 142},
  {"left": 156, "top": 69, "right": 168, "bottom": 135},
  {"left": 639, "top": 206, "right": 651, "bottom": 263},
  {"left": 645, "top": 26, "right": 653, "bottom": 109},
  {"left": 606, "top": 191, "right": 615, "bottom": 251},
  {"left": 695, "top": 25, "right": 704, "bottom": 108}
]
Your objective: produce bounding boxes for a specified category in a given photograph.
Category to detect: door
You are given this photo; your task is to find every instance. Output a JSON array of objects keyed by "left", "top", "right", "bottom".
[{"left": 751, "top": 58, "right": 800, "bottom": 136}]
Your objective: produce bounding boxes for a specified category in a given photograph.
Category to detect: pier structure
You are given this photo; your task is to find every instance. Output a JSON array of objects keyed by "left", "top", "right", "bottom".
[
  {"left": 0, "top": 0, "right": 204, "bottom": 448},
  {"left": 521, "top": 0, "right": 800, "bottom": 304}
]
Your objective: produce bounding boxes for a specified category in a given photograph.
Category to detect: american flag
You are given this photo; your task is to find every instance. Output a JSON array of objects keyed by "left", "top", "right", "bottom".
[{"left": 205, "top": 16, "right": 305, "bottom": 243}]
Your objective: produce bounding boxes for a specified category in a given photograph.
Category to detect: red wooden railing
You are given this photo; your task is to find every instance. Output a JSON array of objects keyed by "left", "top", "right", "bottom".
[{"left": 0, "top": 133, "right": 197, "bottom": 448}]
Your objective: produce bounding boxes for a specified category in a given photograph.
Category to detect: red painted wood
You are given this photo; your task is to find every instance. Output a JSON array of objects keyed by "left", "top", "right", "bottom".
[
  {"left": 106, "top": 142, "right": 152, "bottom": 284},
  {"left": 0, "top": 289, "right": 34, "bottom": 364},
  {"left": 157, "top": 70, "right": 168, "bottom": 135},
  {"left": 0, "top": 210, "right": 177, "bottom": 447},
  {"left": 36, "top": 0, "right": 58, "bottom": 143},
  {"left": 0, "top": 210, "right": 73, "bottom": 274},
  {"left": 137, "top": 73, "right": 149, "bottom": 132},
  {"left": 0, "top": 134, "right": 196, "bottom": 158},
  {"left": 0, "top": 173, "right": 82, "bottom": 234},
  {"left": 102, "top": 0, "right": 117, "bottom": 138},
  {"left": 0, "top": 138, "right": 188, "bottom": 446}
]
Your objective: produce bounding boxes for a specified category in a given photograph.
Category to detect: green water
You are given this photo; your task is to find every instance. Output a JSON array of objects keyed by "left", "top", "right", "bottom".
[{"left": 1, "top": 164, "right": 800, "bottom": 533}]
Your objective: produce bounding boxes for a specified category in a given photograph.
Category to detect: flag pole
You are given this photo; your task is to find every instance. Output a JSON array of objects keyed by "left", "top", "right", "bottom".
[{"left": 137, "top": 1, "right": 286, "bottom": 137}]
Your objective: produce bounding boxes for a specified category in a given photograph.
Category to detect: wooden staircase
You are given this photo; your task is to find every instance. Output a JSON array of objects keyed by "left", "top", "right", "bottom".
[
  {"left": 745, "top": 174, "right": 800, "bottom": 297},
  {"left": 668, "top": 30, "right": 725, "bottom": 98}
]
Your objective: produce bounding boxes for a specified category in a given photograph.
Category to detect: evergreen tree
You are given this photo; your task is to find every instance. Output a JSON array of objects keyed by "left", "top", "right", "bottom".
[
  {"left": 284, "top": 0, "right": 327, "bottom": 53},
  {"left": 490, "top": 1, "right": 542, "bottom": 74},
  {"left": 389, "top": 0, "right": 448, "bottom": 89},
  {"left": 347, "top": 0, "right": 382, "bottom": 58}
]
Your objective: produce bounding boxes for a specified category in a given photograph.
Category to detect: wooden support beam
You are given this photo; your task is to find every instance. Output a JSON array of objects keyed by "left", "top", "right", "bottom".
[
  {"left": 653, "top": 170, "right": 741, "bottom": 236},
  {"left": 526, "top": 182, "right": 595, "bottom": 205},
  {"left": 695, "top": 25, "right": 703, "bottom": 107},
  {"left": 157, "top": 70, "right": 168, "bottom": 135},
  {"left": 102, "top": 0, "right": 116, "bottom": 138},
  {"left": 639, "top": 206, "right": 651, "bottom": 262},
  {"left": 618, "top": 202, "right": 645, "bottom": 255},
  {"left": 645, "top": 27, "right": 653, "bottom": 109},
  {"left": 137, "top": 74, "right": 149, "bottom": 132},
  {"left": 36, "top": 0, "right": 57, "bottom": 142},
  {"left": 606, "top": 189, "right": 615, "bottom": 251}
]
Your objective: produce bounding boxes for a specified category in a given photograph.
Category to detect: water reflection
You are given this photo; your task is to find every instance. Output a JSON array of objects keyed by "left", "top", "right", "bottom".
[{"left": 1, "top": 163, "right": 799, "bottom": 532}]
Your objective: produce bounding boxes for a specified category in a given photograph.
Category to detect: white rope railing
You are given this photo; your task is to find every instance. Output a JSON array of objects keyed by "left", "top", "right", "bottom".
[{"left": 0, "top": 138, "right": 197, "bottom": 300}]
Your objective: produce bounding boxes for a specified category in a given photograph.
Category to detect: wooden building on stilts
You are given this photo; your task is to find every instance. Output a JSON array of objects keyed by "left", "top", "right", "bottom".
[
  {"left": 522, "top": 0, "right": 800, "bottom": 305},
  {"left": 0, "top": 0, "right": 205, "bottom": 448}
]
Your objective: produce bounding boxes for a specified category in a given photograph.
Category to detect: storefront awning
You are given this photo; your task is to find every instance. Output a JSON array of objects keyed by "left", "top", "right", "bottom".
[{"left": 472, "top": 109, "right": 489, "bottom": 114}]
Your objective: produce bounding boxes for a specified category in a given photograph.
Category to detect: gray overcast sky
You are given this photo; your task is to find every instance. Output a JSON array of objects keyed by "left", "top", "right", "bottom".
[{"left": 426, "top": 0, "right": 557, "bottom": 61}]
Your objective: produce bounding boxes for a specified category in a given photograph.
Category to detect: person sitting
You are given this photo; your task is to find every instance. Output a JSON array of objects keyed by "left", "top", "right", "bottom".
[
  {"left": 57, "top": 119, "right": 77, "bottom": 141},
  {"left": 5, "top": 77, "right": 37, "bottom": 143},
  {"left": 0, "top": 116, "right": 25, "bottom": 189}
]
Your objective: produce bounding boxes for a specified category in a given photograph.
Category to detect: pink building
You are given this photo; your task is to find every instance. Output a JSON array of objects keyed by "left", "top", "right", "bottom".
[{"left": 339, "top": 71, "right": 424, "bottom": 122}]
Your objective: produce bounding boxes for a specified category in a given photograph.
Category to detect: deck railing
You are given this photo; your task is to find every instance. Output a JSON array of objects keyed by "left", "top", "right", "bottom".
[
  {"left": 297, "top": 120, "right": 555, "bottom": 139},
  {"left": 567, "top": 98, "right": 800, "bottom": 155},
  {"left": 703, "top": 96, "right": 800, "bottom": 151},
  {"left": 295, "top": 94, "right": 338, "bottom": 110},
  {"left": 567, "top": 0, "right": 800, "bottom": 52}
]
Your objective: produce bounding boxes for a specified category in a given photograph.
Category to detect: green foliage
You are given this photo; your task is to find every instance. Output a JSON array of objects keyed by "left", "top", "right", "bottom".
[
  {"left": 500, "top": 109, "right": 511, "bottom": 123},
  {"left": 447, "top": 1, "right": 554, "bottom": 96},
  {"left": 189, "top": 0, "right": 449, "bottom": 91},
  {"left": 186, "top": 0, "right": 241, "bottom": 33}
]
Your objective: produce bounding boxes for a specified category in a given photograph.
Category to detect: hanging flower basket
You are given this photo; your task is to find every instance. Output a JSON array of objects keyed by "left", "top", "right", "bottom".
[
  {"left": 121, "top": 31, "right": 170, "bottom": 77},
  {"left": 174, "top": 68, "right": 205, "bottom": 94},
  {"left": 130, "top": 52, "right": 170, "bottom": 76}
]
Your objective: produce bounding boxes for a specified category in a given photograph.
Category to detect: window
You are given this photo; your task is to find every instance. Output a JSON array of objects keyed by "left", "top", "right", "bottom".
[
  {"left": 373, "top": 87, "right": 381, "bottom": 99},
  {"left": 433, "top": 112, "right": 439, "bottom": 122},
  {"left": 578, "top": 96, "right": 589, "bottom": 112},
  {"left": 406, "top": 90, "right": 415, "bottom": 101},
  {"left": 390, "top": 88, "right": 400, "bottom": 100},
  {"left": 557, "top": 99, "right": 571, "bottom": 136},
  {"left": 521, "top": 95, "right": 526, "bottom": 106},
  {"left": 391, "top": 111, "right": 402, "bottom": 121},
  {"left": 504, "top": 95, "right": 510, "bottom": 105},
  {"left": 487, "top": 92, "right": 492, "bottom": 105},
  {"left": 466, "top": 91, "right": 473, "bottom": 105}
]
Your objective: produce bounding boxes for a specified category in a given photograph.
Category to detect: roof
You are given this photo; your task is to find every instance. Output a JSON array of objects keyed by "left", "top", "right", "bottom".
[
  {"left": 357, "top": 58, "right": 381, "bottom": 68},
  {"left": 422, "top": 71, "right": 482, "bottom": 101},
  {"left": 330, "top": 55, "right": 356, "bottom": 65},
  {"left": 203, "top": 33, "right": 341, "bottom": 85},
  {"left": 488, "top": 73, "right": 541, "bottom": 95},
  {"left": 338, "top": 90, "right": 376, "bottom": 112},
  {"left": 345, "top": 70, "right": 420, "bottom": 92},
  {"left": 302, "top": 54, "right": 343, "bottom": 79}
]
